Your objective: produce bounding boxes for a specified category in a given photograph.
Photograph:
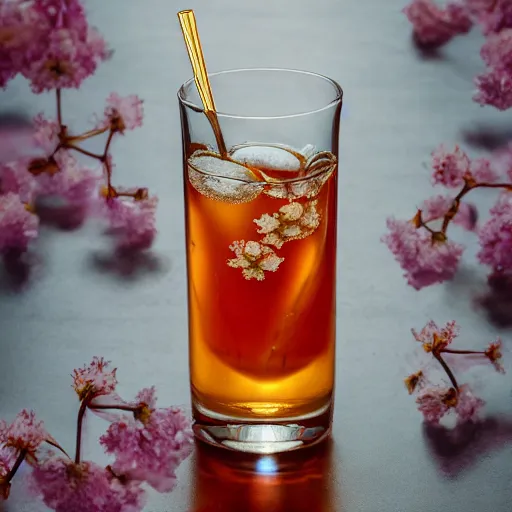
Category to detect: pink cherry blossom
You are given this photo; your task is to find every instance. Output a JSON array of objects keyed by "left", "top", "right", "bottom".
[
  {"left": 0, "top": 159, "right": 36, "bottom": 203},
  {"left": 481, "top": 29, "right": 512, "bottom": 68},
  {"left": 0, "top": 410, "right": 48, "bottom": 462},
  {"left": 421, "top": 195, "right": 478, "bottom": 230},
  {"left": 477, "top": 192, "right": 512, "bottom": 272},
  {"left": 416, "top": 384, "right": 484, "bottom": 424},
  {"left": 412, "top": 319, "right": 459, "bottom": 353},
  {"left": 403, "top": 0, "right": 472, "bottom": 48},
  {"left": 22, "top": 26, "right": 109, "bottom": 93},
  {"left": 33, "top": 114, "right": 60, "bottom": 153},
  {"left": 0, "top": 192, "right": 39, "bottom": 254},
  {"left": 485, "top": 338, "right": 505, "bottom": 373},
  {"left": 470, "top": 157, "right": 500, "bottom": 182},
  {"left": 491, "top": 142, "right": 512, "bottom": 180},
  {"left": 100, "top": 387, "right": 193, "bottom": 493},
  {"left": 382, "top": 218, "right": 464, "bottom": 289},
  {"left": 104, "top": 195, "right": 158, "bottom": 251},
  {"left": 431, "top": 144, "right": 471, "bottom": 187},
  {"left": 30, "top": 457, "right": 146, "bottom": 512},
  {"left": 0, "top": 0, "right": 40, "bottom": 88},
  {"left": 467, "top": 0, "right": 512, "bottom": 35},
  {"left": 416, "top": 386, "right": 453, "bottom": 423},
  {"left": 454, "top": 384, "right": 485, "bottom": 422},
  {"left": 474, "top": 69, "right": 512, "bottom": 110},
  {"left": 100, "top": 94, "right": 144, "bottom": 134},
  {"left": 34, "top": 0, "right": 88, "bottom": 35},
  {"left": 72, "top": 357, "right": 118, "bottom": 401},
  {"left": 35, "top": 150, "right": 100, "bottom": 207}
]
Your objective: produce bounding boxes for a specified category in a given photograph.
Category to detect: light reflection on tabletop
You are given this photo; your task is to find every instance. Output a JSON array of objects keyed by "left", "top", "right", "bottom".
[{"left": 191, "top": 438, "right": 342, "bottom": 512}]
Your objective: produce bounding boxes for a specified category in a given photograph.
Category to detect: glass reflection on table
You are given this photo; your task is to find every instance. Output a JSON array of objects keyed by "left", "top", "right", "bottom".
[{"left": 191, "top": 438, "right": 342, "bottom": 512}]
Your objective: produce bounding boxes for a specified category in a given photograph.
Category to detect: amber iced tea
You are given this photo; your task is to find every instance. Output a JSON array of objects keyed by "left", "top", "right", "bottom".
[{"left": 185, "top": 144, "right": 337, "bottom": 421}]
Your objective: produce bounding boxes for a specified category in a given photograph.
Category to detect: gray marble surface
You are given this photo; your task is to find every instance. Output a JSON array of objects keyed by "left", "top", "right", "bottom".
[{"left": 1, "top": 0, "right": 512, "bottom": 511}]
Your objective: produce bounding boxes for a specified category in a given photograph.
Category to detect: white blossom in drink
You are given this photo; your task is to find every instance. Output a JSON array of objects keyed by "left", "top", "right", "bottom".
[
  {"left": 254, "top": 200, "right": 321, "bottom": 249},
  {"left": 227, "top": 240, "right": 284, "bottom": 281}
]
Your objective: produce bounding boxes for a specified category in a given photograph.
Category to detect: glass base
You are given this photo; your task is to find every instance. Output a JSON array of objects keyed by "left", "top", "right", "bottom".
[{"left": 192, "top": 400, "right": 332, "bottom": 454}]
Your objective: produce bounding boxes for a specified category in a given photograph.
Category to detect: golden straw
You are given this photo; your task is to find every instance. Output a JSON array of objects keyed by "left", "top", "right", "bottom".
[{"left": 177, "top": 9, "right": 227, "bottom": 157}]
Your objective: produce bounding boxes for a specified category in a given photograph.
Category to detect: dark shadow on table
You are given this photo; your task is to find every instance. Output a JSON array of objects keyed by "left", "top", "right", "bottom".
[
  {"left": 0, "top": 251, "right": 41, "bottom": 292},
  {"left": 410, "top": 33, "right": 446, "bottom": 61},
  {"left": 423, "top": 416, "right": 512, "bottom": 479},
  {"left": 36, "top": 202, "right": 89, "bottom": 231},
  {"left": 475, "top": 272, "right": 512, "bottom": 329},
  {"left": 462, "top": 124, "right": 512, "bottom": 151},
  {"left": 88, "top": 248, "right": 169, "bottom": 281},
  {"left": 191, "top": 439, "right": 343, "bottom": 512},
  {"left": 444, "top": 266, "right": 512, "bottom": 330}
]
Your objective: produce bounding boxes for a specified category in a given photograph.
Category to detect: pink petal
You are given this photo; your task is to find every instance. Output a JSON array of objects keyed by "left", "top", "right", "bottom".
[
  {"left": 477, "top": 192, "right": 512, "bottom": 272},
  {"left": 431, "top": 144, "right": 471, "bottom": 188},
  {"left": 30, "top": 457, "right": 146, "bottom": 512},
  {"left": 104, "top": 196, "right": 158, "bottom": 251},
  {"left": 474, "top": 69, "right": 512, "bottom": 111},
  {"left": 382, "top": 218, "right": 463, "bottom": 289},
  {"left": 0, "top": 192, "right": 39, "bottom": 253},
  {"left": 403, "top": 0, "right": 472, "bottom": 48}
]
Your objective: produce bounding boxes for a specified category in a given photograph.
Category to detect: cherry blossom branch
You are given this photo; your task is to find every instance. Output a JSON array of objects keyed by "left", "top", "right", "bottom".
[
  {"left": 65, "top": 144, "right": 103, "bottom": 160},
  {"left": 441, "top": 349, "right": 486, "bottom": 355},
  {"left": 74, "top": 398, "right": 90, "bottom": 464},
  {"left": 437, "top": 181, "right": 512, "bottom": 235},
  {"left": 44, "top": 438, "right": 70, "bottom": 459},
  {"left": 65, "top": 127, "right": 109, "bottom": 143},
  {"left": 406, "top": 321, "right": 505, "bottom": 425},
  {"left": 434, "top": 353, "right": 459, "bottom": 390},
  {"left": 88, "top": 403, "right": 140, "bottom": 413},
  {"left": 0, "top": 357, "right": 192, "bottom": 510},
  {"left": 56, "top": 89, "right": 62, "bottom": 127},
  {"left": 383, "top": 144, "right": 512, "bottom": 290},
  {"left": 3, "top": 449, "right": 26, "bottom": 485}
]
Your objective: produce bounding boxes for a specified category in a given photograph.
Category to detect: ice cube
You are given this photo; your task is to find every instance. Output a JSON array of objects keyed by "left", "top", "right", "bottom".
[
  {"left": 264, "top": 150, "right": 337, "bottom": 200},
  {"left": 230, "top": 144, "right": 302, "bottom": 171},
  {"left": 188, "top": 152, "right": 263, "bottom": 204}
]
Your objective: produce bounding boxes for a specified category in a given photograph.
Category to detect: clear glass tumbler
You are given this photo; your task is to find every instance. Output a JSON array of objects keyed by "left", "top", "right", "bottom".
[{"left": 178, "top": 68, "right": 342, "bottom": 453}]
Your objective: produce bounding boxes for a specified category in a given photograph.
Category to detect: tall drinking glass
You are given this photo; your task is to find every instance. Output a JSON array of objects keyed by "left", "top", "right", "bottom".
[{"left": 178, "top": 68, "right": 342, "bottom": 453}]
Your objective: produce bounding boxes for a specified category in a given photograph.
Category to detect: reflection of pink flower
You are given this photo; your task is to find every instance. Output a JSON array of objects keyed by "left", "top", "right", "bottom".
[
  {"left": 403, "top": 0, "right": 472, "bottom": 48},
  {"left": 477, "top": 193, "right": 512, "bottom": 272},
  {"left": 100, "top": 387, "right": 193, "bottom": 493},
  {"left": 100, "top": 93, "right": 144, "bottom": 134},
  {"left": 0, "top": 410, "right": 48, "bottom": 462},
  {"left": 0, "top": 192, "right": 39, "bottom": 254},
  {"left": 72, "top": 357, "right": 118, "bottom": 401},
  {"left": 382, "top": 218, "right": 463, "bottom": 289},
  {"left": 30, "top": 458, "right": 146, "bottom": 512}
]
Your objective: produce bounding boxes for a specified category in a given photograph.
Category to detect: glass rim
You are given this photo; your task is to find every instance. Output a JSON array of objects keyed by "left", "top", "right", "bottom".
[{"left": 177, "top": 67, "right": 343, "bottom": 120}]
